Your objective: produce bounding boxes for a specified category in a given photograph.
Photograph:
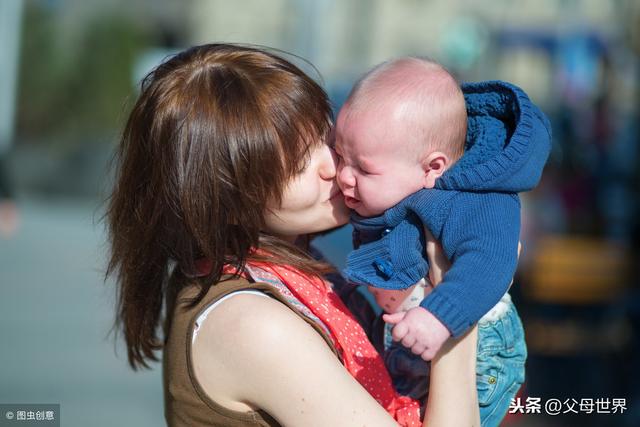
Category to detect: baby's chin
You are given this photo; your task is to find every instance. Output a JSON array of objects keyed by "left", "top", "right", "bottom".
[
  {"left": 345, "top": 195, "right": 390, "bottom": 217},
  {"left": 354, "top": 204, "right": 386, "bottom": 218}
]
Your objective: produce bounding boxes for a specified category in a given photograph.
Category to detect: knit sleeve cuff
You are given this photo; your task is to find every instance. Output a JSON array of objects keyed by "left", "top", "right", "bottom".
[
  {"left": 344, "top": 240, "right": 426, "bottom": 290},
  {"left": 344, "top": 240, "right": 392, "bottom": 286},
  {"left": 419, "top": 291, "right": 470, "bottom": 337}
]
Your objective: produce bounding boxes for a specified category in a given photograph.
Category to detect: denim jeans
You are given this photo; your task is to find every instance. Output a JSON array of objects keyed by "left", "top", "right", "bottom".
[{"left": 383, "top": 300, "right": 527, "bottom": 427}]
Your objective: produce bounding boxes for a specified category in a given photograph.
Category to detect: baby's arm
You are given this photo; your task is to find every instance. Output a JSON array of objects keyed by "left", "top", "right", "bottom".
[
  {"left": 383, "top": 193, "right": 520, "bottom": 361},
  {"left": 419, "top": 191, "right": 521, "bottom": 338}
]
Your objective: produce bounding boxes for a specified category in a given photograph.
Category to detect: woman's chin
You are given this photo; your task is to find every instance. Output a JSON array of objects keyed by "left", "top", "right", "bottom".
[
  {"left": 322, "top": 202, "right": 350, "bottom": 230},
  {"left": 332, "top": 204, "right": 351, "bottom": 227},
  {"left": 327, "top": 193, "right": 348, "bottom": 212}
]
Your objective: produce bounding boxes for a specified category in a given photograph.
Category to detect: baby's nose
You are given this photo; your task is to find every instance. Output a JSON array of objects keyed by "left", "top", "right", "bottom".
[{"left": 338, "top": 165, "right": 355, "bottom": 188}]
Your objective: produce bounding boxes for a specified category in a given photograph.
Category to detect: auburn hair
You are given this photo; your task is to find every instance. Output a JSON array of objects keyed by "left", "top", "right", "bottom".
[{"left": 105, "top": 44, "right": 333, "bottom": 369}]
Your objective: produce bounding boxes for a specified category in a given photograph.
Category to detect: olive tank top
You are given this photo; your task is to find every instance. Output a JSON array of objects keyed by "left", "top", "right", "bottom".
[{"left": 162, "top": 276, "right": 339, "bottom": 427}]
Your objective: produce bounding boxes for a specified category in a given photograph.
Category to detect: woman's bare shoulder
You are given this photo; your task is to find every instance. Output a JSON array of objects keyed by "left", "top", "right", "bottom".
[
  {"left": 192, "top": 293, "right": 397, "bottom": 427},
  {"left": 197, "top": 292, "right": 310, "bottom": 351}
]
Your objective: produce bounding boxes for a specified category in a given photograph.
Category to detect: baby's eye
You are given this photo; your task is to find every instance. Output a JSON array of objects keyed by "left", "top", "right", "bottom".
[{"left": 358, "top": 166, "right": 376, "bottom": 176}]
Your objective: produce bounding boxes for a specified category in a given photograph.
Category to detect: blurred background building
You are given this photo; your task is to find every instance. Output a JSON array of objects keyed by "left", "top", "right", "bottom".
[{"left": 1, "top": 0, "right": 639, "bottom": 426}]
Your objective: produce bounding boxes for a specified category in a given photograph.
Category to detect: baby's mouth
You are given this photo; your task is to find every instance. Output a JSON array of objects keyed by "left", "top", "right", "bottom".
[{"left": 344, "top": 195, "right": 361, "bottom": 207}]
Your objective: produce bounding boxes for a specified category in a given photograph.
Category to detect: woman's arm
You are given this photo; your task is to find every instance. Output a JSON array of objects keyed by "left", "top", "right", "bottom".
[
  {"left": 192, "top": 232, "right": 483, "bottom": 426},
  {"left": 422, "top": 227, "right": 481, "bottom": 427},
  {"left": 193, "top": 293, "right": 398, "bottom": 427}
]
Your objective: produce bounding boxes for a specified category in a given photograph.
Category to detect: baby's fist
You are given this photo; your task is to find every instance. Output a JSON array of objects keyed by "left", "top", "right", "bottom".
[{"left": 384, "top": 307, "right": 450, "bottom": 361}]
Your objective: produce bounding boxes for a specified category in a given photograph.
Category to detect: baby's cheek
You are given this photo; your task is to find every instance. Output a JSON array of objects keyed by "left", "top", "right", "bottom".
[{"left": 368, "top": 183, "right": 405, "bottom": 213}]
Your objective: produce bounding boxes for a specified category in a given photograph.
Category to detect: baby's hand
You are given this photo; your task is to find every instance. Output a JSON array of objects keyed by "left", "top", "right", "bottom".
[{"left": 383, "top": 307, "right": 450, "bottom": 361}]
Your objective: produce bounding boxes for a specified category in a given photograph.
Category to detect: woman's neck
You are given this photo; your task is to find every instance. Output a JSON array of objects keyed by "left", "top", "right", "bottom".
[{"left": 283, "top": 234, "right": 299, "bottom": 244}]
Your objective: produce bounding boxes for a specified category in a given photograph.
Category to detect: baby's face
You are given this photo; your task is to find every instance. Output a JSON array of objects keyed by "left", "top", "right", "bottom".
[{"left": 334, "top": 104, "right": 426, "bottom": 217}]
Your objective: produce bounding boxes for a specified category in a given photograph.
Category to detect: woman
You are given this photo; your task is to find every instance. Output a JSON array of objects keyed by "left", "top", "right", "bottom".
[{"left": 106, "top": 43, "right": 480, "bottom": 426}]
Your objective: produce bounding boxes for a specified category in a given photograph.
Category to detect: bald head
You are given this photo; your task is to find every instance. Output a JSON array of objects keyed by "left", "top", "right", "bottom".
[{"left": 346, "top": 57, "right": 467, "bottom": 162}]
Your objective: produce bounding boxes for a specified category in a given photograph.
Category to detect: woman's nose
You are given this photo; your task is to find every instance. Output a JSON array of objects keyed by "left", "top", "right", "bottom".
[{"left": 319, "top": 144, "right": 338, "bottom": 179}]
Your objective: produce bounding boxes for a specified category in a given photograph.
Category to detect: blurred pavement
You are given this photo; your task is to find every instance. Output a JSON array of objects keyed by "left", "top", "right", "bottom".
[{"left": 0, "top": 198, "right": 164, "bottom": 427}]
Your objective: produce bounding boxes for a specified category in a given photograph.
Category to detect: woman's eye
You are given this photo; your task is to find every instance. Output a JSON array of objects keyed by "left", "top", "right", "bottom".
[{"left": 296, "top": 158, "right": 310, "bottom": 173}]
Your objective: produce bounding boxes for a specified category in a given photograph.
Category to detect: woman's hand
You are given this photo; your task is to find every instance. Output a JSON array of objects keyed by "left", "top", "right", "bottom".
[
  {"left": 423, "top": 227, "right": 452, "bottom": 285},
  {"left": 421, "top": 226, "right": 481, "bottom": 427}
]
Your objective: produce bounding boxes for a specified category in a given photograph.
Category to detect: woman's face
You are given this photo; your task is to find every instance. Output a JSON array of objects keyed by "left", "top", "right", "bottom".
[{"left": 263, "top": 142, "right": 349, "bottom": 240}]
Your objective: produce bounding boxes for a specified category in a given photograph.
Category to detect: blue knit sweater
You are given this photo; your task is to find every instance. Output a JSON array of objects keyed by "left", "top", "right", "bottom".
[{"left": 342, "top": 81, "right": 552, "bottom": 337}]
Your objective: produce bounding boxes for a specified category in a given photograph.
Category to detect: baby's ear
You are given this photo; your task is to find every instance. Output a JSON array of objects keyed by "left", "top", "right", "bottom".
[{"left": 422, "top": 151, "right": 450, "bottom": 189}]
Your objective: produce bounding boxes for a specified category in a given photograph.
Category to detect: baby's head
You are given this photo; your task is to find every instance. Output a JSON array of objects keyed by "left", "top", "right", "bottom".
[{"left": 335, "top": 57, "right": 467, "bottom": 217}]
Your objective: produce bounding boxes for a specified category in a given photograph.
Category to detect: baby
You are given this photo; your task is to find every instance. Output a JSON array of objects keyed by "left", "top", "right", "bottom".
[{"left": 335, "top": 57, "right": 551, "bottom": 424}]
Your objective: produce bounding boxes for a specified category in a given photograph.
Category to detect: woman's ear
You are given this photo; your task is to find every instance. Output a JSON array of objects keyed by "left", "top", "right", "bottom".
[{"left": 422, "top": 151, "right": 450, "bottom": 189}]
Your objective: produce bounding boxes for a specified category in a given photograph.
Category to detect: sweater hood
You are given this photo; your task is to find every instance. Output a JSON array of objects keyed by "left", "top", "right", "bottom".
[{"left": 435, "top": 80, "right": 552, "bottom": 193}]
